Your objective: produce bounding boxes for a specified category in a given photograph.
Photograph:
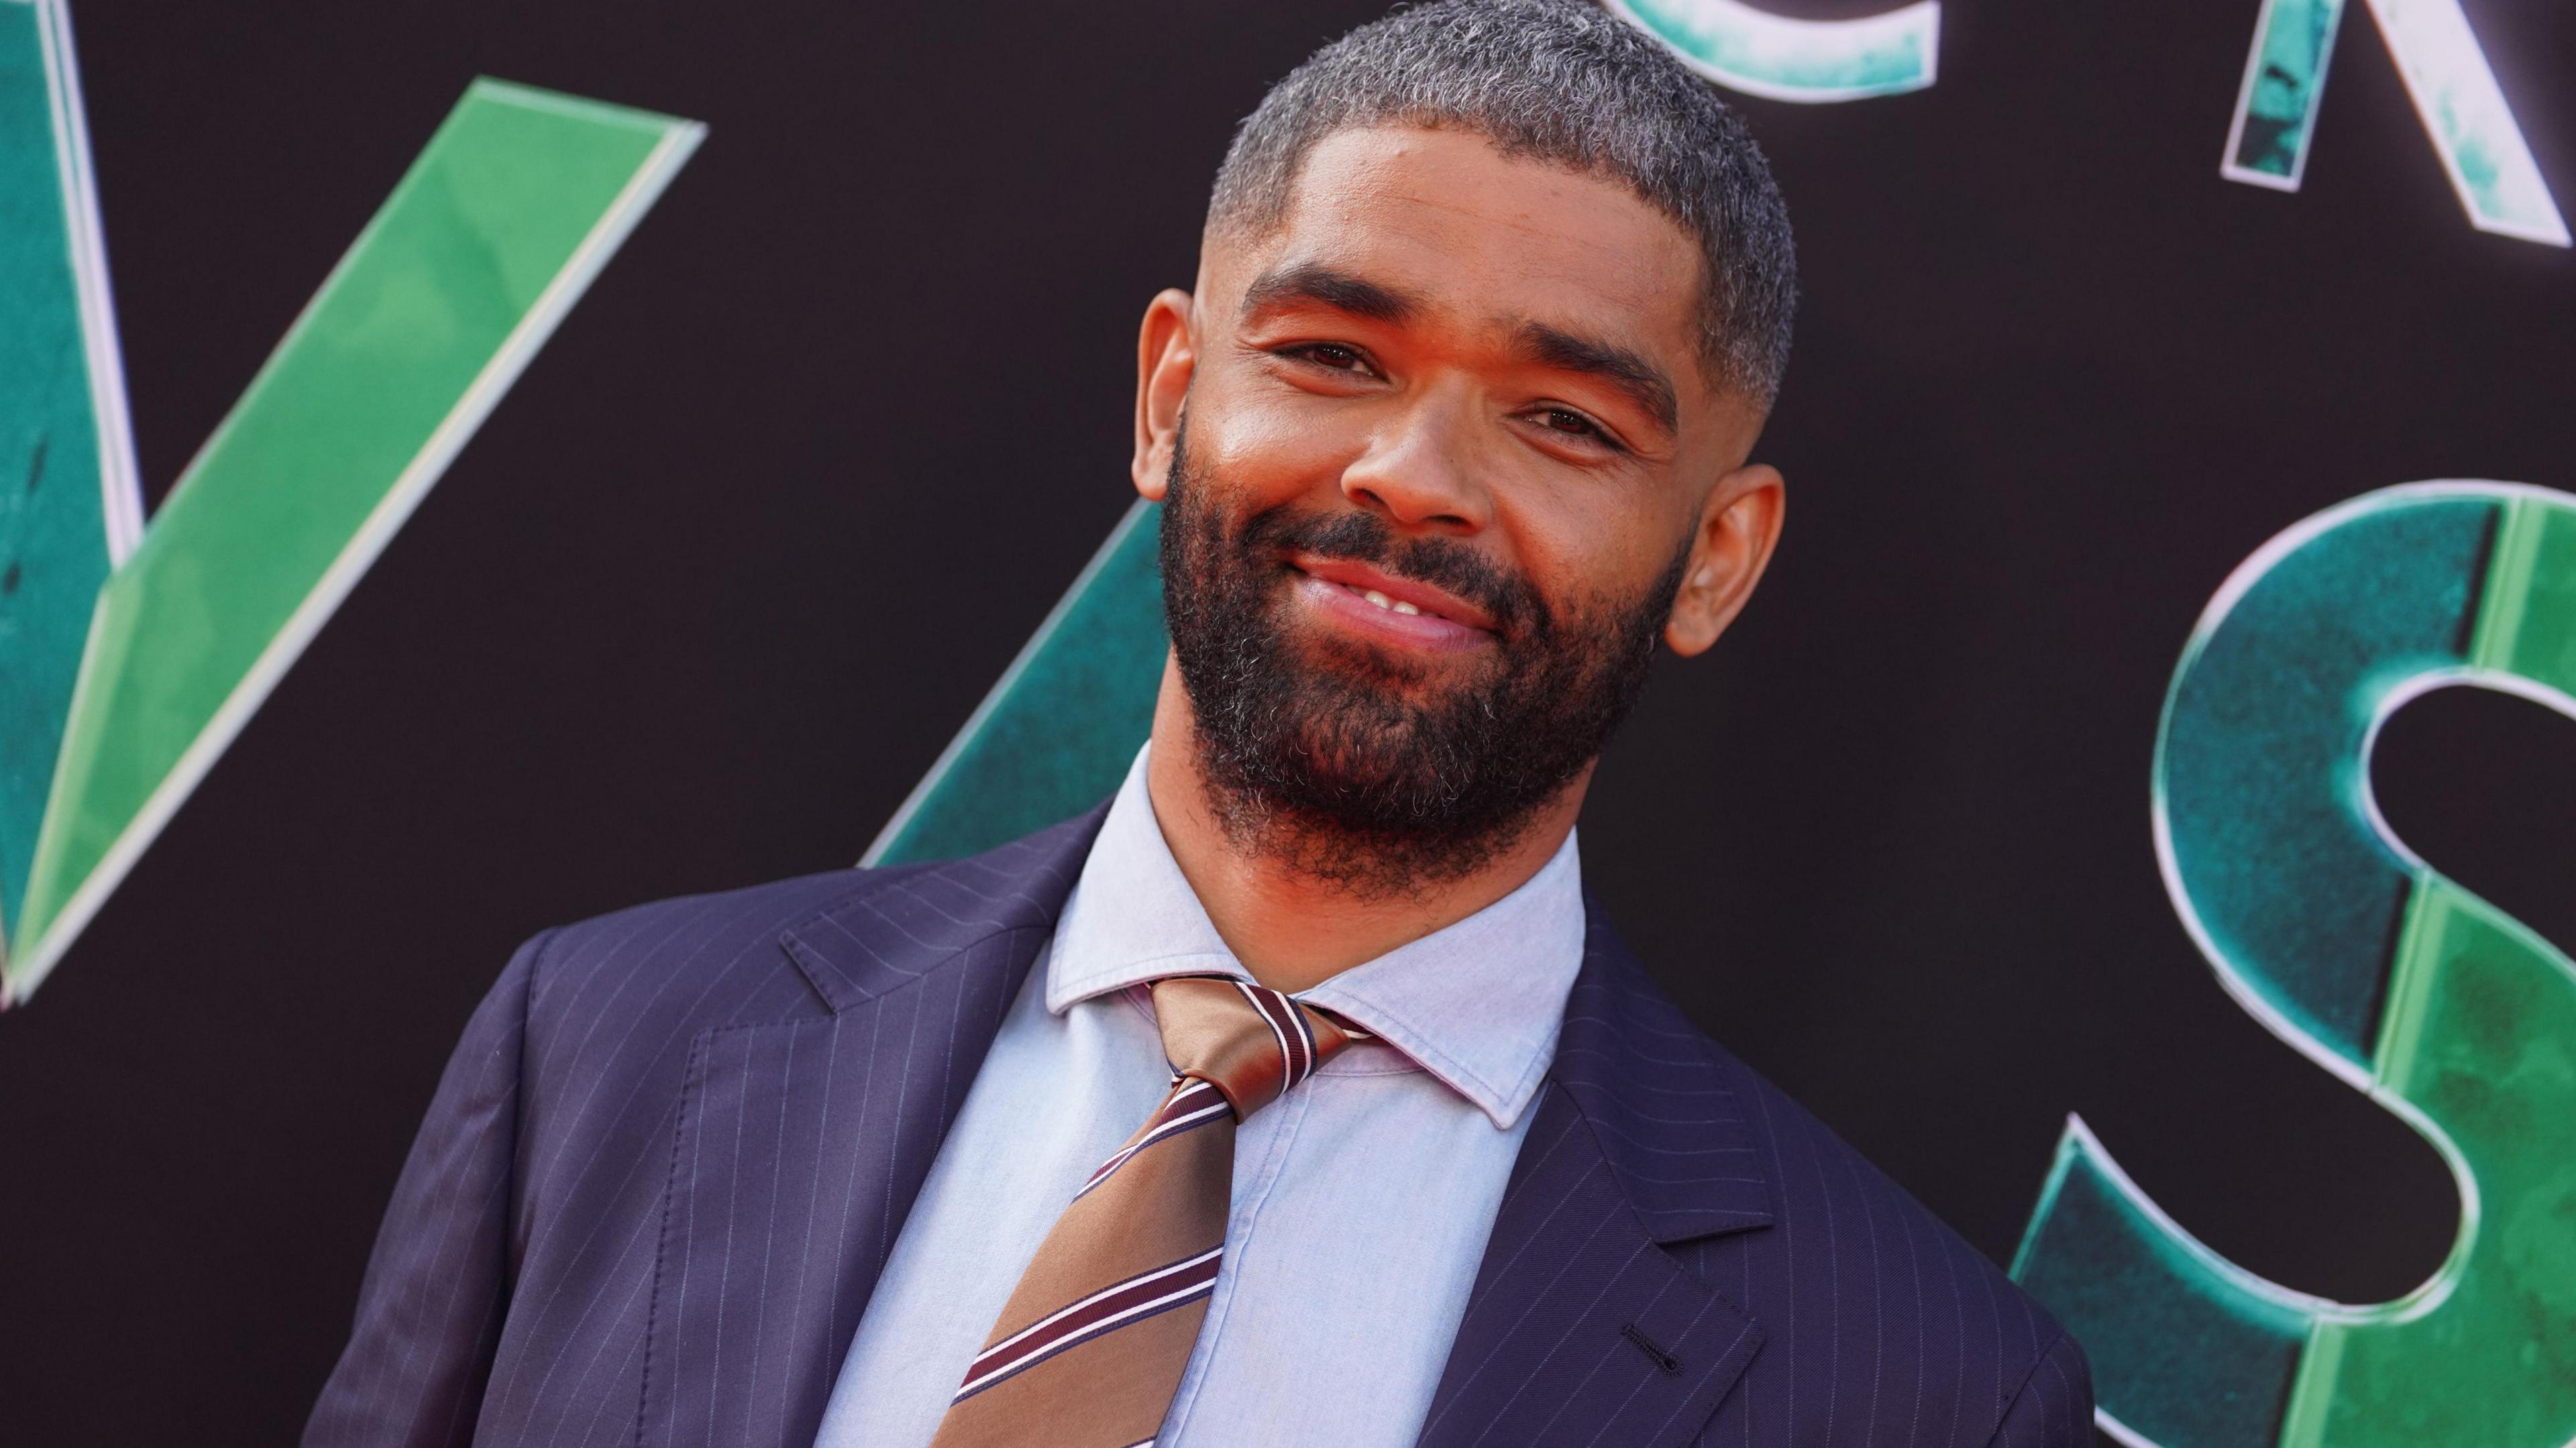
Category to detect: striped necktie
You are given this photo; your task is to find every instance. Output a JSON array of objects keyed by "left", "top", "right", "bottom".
[{"left": 928, "top": 975, "right": 1356, "bottom": 1448}]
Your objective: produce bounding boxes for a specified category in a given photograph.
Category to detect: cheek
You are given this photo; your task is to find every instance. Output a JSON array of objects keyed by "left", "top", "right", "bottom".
[
  {"left": 1487, "top": 482, "right": 1678, "bottom": 618},
  {"left": 1188, "top": 372, "right": 1368, "bottom": 507}
]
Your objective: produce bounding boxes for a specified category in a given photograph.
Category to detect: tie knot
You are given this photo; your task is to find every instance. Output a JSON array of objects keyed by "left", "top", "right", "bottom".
[{"left": 1148, "top": 977, "right": 1354, "bottom": 1119}]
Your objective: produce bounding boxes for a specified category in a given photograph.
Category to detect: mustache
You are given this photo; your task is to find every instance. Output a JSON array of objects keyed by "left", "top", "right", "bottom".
[{"left": 1235, "top": 504, "right": 1540, "bottom": 636}]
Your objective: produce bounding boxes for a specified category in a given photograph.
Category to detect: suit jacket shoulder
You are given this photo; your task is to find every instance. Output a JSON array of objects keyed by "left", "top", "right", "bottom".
[
  {"left": 309, "top": 816, "right": 1097, "bottom": 1448},
  {"left": 507, "top": 812, "right": 1099, "bottom": 1173},
  {"left": 1470, "top": 907, "right": 2094, "bottom": 1447}
]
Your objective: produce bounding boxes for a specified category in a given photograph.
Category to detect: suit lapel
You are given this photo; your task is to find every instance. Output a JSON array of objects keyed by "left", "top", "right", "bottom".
[
  {"left": 1417, "top": 900, "right": 1776, "bottom": 1448},
  {"left": 639, "top": 810, "right": 1104, "bottom": 1448}
]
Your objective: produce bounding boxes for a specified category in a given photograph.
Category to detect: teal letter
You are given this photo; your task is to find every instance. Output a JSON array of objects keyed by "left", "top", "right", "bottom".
[
  {"left": 2013, "top": 483, "right": 2576, "bottom": 1446},
  {"left": 2224, "top": 0, "right": 2568, "bottom": 246},
  {"left": 0, "top": 0, "right": 142, "bottom": 951},
  {"left": 0, "top": 73, "right": 703, "bottom": 1000},
  {"left": 865, "top": 499, "right": 1166, "bottom": 868},
  {"left": 1608, "top": 0, "right": 1937, "bottom": 103}
]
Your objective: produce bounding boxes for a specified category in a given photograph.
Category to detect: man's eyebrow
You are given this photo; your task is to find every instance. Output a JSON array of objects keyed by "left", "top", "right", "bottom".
[
  {"left": 1238, "top": 262, "right": 1420, "bottom": 325},
  {"left": 1515, "top": 321, "right": 1678, "bottom": 436}
]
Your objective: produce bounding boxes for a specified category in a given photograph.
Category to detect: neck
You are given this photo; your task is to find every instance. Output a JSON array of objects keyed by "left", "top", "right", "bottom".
[{"left": 1142, "top": 657, "right": 1587, "bottom": 993}]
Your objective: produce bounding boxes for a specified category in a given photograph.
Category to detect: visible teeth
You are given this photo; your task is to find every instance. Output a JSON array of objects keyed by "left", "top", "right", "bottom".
[{"left": 1343, "top": 582, "right": 1428, "bottom": 618}]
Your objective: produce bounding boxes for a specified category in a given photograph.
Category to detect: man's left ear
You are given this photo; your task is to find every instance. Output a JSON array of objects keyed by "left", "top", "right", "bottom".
[{"left": 1664, "top": 463, "right": 1785, "bottom": 657}]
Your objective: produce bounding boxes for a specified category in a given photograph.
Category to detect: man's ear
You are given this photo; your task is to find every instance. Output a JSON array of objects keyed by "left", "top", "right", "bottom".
[
  {"left": 1132, "top": 288, "right": 1196, "bottom": 500},
  {"left": 1664, "top": 463, "right": 1784, "bottom": 657}
]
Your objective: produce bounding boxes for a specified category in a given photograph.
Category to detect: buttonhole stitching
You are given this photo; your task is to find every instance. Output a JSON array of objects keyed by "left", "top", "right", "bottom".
[{"left": 1621, "top": 1322, "right": 1682, "bottom": 1376}]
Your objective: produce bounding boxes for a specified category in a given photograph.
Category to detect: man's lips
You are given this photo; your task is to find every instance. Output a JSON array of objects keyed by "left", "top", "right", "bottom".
[
  {"left": 1285, "top": 553, "right": 1497, "bottom": 653},
  {"left": 1287, "top": 555, "right": 1498, "bottom": 630}
]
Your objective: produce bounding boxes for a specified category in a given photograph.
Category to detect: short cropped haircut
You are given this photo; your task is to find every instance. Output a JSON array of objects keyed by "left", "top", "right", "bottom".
[{"left": 1207, "top": 0, "right": 1797, "bottom": 406}]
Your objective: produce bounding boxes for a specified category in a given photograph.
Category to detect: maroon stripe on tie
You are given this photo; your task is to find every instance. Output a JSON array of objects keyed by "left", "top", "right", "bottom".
[
  {"left": 1236, "top": 981, "right": 1310, "bottom": 1088},
  {"left": 1287, "top": 994, "right": 1319, "bottom": 1072},
  {"left": 952, "top": 1246, "right": 1226, "bottom": 1403},
  {"left": 1076, "top": 1078, "right": 1231, "bottom": 1199}
]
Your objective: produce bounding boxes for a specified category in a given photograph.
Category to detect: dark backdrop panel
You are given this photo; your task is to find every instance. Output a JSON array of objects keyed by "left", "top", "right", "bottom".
[{"left": 1, "top": 1, "right": 2569, "bottom": 1442}]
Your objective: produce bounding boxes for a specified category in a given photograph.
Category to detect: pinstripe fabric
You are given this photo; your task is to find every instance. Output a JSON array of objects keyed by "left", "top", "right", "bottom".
[
  {"left": 309, "top": 815, "right": 2088, "bottom": 1448},
  {"left": 1417, "top": 901, "right": 2092, "bottom": 1447},
  {"left": 307, "top": 819, "right": 1087, "bottom": 1448}
]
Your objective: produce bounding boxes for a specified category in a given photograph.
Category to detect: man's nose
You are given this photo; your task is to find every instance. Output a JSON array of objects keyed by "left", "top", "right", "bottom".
[{"left": 1337, "top": 388, "right": 1493, "bottom": 535}]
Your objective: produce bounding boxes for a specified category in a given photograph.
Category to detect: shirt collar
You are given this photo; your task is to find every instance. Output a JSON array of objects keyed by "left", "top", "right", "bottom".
[{"left": 1047, "top": 745, "right": 1587, "bottom": 1129}]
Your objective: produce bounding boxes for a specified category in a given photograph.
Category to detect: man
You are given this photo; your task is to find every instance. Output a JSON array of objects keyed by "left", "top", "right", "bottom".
[{"left": 311, "top": 3, "right": 2092, "bottom": 1445}]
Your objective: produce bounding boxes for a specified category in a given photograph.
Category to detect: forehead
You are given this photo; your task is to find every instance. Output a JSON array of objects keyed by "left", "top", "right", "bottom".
[{"left": 1228, "top": 126, "right": 1703, "bottom": 361}]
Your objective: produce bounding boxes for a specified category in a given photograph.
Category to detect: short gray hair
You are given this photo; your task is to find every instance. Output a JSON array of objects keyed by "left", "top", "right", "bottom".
[{"left": 1208, "top": 0, "right": 1797, "bottom": 406}]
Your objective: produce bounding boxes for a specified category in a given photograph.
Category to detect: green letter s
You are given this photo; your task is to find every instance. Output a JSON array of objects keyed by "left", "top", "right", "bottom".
[{"left": 2013, "top": 482, "right": 2576, "bottom": 1447}]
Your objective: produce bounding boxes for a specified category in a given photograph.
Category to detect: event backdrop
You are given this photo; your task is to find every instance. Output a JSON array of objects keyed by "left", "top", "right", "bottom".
[{"left": 1, "top": 1, "right": 2571, "bottom": 1444}]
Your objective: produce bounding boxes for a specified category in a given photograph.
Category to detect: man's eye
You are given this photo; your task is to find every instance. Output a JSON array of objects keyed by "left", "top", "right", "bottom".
[
  {"left": 1289, "top": 343, "right": 1369, "bottom": 372},
  {"left": 1535, "top": 407, "right": 1607, "bottom": 441}
]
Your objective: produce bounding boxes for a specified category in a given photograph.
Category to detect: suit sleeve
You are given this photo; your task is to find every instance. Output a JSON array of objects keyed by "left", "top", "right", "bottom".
[
  {"left": 305, "top": 930, "right": 551, "bottom": 1448},
  {"left": 1985, "top": 1330, "right": 2096, "bottom": 1448}
]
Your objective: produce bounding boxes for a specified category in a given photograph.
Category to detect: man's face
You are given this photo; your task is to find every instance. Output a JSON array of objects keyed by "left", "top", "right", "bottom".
[{"left": 1142, "top": 127, "right": 1774, "bottom": 883}]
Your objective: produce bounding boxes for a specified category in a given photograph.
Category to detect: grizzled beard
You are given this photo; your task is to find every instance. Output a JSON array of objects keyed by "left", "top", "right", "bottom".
[{"left": 1157, "top": 423, "right": 1687, "bottom": 899}]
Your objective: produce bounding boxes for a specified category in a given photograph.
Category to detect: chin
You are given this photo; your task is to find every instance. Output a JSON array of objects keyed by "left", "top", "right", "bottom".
[{"left": 1291, "top": 625, "right": 1483, "bottom": 694}]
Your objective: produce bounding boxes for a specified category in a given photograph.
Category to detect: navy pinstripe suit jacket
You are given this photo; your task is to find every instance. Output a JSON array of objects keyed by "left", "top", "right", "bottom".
[{"left": 309, "top": 807, "right": 2092, "bottom": 1447}]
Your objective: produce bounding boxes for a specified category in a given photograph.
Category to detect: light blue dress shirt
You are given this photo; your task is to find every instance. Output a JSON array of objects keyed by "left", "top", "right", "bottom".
[{"left": 815, "top": 744, "right": 1588, "bottom": 1447}]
